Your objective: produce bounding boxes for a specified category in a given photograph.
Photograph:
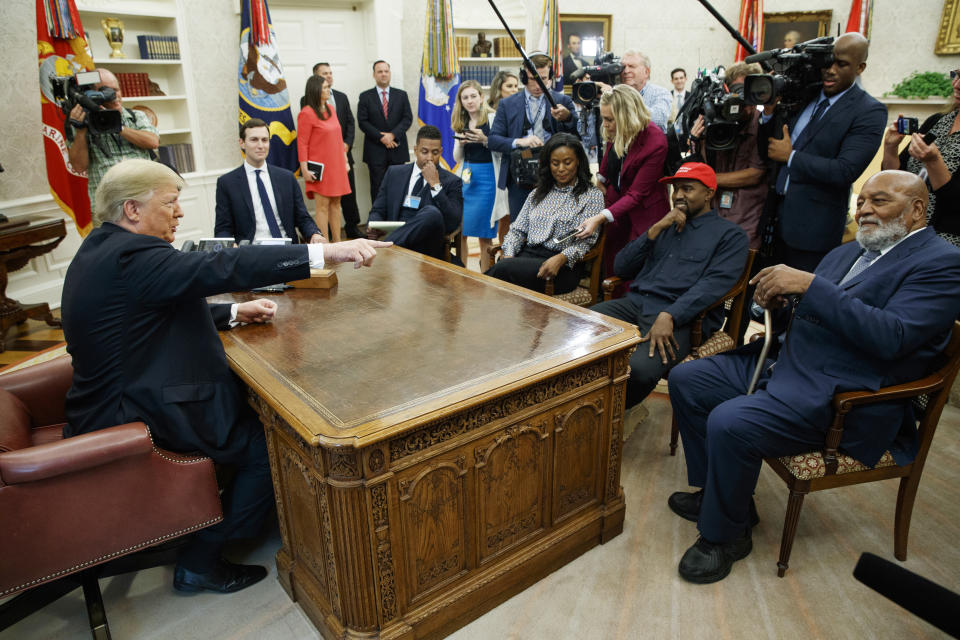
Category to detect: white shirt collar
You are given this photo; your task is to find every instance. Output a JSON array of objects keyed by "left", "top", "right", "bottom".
[
  {"left": 244, "top": 160, "right": 267, "bottom": 175},
  {"left": 876, "top": 226, "right": 926, "bottom": 257}
]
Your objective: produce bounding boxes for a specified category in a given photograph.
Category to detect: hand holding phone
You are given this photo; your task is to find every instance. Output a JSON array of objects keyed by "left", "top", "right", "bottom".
[{"left": 897, "top": 115, "right": 919, "bottom": 135}]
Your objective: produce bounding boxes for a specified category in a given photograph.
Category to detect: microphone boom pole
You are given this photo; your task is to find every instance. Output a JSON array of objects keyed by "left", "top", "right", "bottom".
[{"left": 485, "top": 0, "right": 558, "bottom": 108}]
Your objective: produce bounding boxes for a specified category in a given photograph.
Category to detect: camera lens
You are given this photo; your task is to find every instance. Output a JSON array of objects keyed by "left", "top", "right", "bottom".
[{"left": 743, "top": 75, "right": 773, "bottom": 105}]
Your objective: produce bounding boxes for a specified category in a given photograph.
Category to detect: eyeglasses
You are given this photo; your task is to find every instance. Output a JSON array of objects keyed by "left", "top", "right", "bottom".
[{"left": 952, "top": 70, "right": 960, "bottom": 80}]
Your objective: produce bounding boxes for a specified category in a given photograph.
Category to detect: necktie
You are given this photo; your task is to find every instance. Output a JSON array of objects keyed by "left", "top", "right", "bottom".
[
  {"left": 776, "top": 98, "right": 831, "bottom": 195},
  {"left": 254, "top": 170, "right": 282, "bottom": 238},
  {"left": 839, "top": 249, "right": 881, "bottom": 285},
  {"left": 381, "top": 90, "right": 389, "bottom": 119},
  {"left": 411, "top": 175, "right": 424, "bottom": 199}
]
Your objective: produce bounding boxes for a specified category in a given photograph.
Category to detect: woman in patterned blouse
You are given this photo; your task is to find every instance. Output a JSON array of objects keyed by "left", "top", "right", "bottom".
[
  {"left": 881, "top": 68, "right": 960, "bottom": 247},
  {"left": 486, "top": 133, "right": 603, "bottom": 293}
]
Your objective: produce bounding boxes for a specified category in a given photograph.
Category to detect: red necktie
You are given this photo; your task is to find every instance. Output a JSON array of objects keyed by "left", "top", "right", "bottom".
[{"left": 381, "top": 90, "right": 389, "bottom": 119}]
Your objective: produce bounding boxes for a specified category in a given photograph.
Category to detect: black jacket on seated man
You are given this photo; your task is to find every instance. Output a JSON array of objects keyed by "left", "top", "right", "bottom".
[
  {"left": 214, "top": 163, "right": 320, "bottom": 243},
  {"left": 591, "top": 163, "right": 748, "bottom": 408},
  {"left": 368, "top": 162, "right": 462, "bottom": 260}
]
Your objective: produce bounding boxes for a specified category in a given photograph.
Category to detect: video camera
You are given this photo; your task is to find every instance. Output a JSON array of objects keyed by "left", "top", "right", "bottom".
[
  {"left": 742, "top": 37, "right": 834, "bottom": 117},
  {"left": 676, "top": 66, "right": 748, "bottom": 151},
  {"left": 569, "top": 50, "right": 623, "bottom": 107},
  {"left": 50, "top": 69, "right": 122, "bottom": 136}
]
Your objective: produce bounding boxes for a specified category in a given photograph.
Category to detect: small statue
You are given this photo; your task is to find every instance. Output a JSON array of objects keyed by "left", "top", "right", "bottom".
[{"left": 472, "top": 32, "right": 492, "bottom": 58}]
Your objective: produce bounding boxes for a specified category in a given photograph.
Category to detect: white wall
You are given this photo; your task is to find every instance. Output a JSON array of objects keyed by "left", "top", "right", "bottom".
[{"left": 1, "top": 0, "right": 958, "bottom": 308}]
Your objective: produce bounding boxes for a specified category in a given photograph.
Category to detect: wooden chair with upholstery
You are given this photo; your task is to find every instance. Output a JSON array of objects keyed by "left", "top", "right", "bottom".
[
  {"left": 763, "top": 321, "right": 960, "bottom": 578},
  {"left": 0, "top": 356, "right": 223, "bottom": 639},
  {"left": 443, "top": 226, "right": 463, "bottom": 265},
  {"left": 486, "top": 226, "right": 607, "bottom": 307},
  {"left": 603, "top": 249, "right": 757, "bottom": 455}
]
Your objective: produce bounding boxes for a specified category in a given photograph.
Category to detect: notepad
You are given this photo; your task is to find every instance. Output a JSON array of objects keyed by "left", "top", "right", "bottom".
[{"left": 367, "top": 221, "right": 406, "bottom": 231}]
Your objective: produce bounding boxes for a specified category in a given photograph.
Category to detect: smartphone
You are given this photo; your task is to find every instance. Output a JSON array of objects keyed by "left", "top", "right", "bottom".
[
  {"left": 897, "top": 116, "right": 919, "bottom": 135},
  {"left": 453, "top": 134, "right": 468, "bottom": 141}
]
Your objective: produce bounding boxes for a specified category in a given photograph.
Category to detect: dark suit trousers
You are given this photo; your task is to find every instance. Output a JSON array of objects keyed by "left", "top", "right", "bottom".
[
  {"left": 486, "top": 245, "right": 584, "bottom": 295},
  {"left": 342, "top": 163, "right": 360, "bottom": 232},
  {"left": 668, "top": 353, "right": 827, "bottom": 543},
  {"left": 591, "top": 295, "right": 692, "bottom": 407},
  {"left": 390, "top": 205, "right": 446, "bottom": 259},
  {"left": 507, "top": 185, "right": 532, "bottom": 222},
  {"left": 177, "top": 414, "right": 274, "bottom": 571}
]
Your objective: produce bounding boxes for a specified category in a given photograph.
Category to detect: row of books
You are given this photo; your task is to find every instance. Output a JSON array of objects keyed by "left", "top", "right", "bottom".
[
  {"left": 115, "top": 72, "right": 153, "bottom": 97},
  {"left": 460, "top": 64, "right": 502, "bottom": 87},
  {"left": 158, "top": 143, "right": 195, "bottom": 174},
  {"left": 137, "top": 35, "right": 180, "bottom": 60},
  {"left": 454, "top": 34, "right": 524, "bottom": 59}
]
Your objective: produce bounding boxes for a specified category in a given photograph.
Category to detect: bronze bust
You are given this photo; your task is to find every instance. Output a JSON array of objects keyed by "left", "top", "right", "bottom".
[{"left": 472, "top": 32, "right": 492, "bottom": 57}]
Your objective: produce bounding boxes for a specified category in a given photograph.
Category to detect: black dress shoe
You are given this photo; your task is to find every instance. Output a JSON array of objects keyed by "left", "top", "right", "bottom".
[
  {"left": 678, "top": 532, "right": 753, "bottom": 584},
  {"left": 173, "top": 559, "right": 267, "bottom": 593},
  {"left": 668, "top": 490, "right": 760, "bottom": 527},
  {"left": 344, "top": 225, "right": 363, "bottom": 239}
]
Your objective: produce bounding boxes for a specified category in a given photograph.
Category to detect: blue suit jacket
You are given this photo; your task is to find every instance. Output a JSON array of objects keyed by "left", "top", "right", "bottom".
[
  {"left": 368, "top": 162, "right": 463, "bottom": 234},
  {"left": 760, "top": 227, "right": 960, "bottom": 466},
  {"left": 214, "top": 164, "right": 320, "bottom": 243},
  {"left": 771, "top": 84, "right": 887, "bottom": 252},
  {"left": 488, "top": 90, "right": 579, "bottom": 190}
]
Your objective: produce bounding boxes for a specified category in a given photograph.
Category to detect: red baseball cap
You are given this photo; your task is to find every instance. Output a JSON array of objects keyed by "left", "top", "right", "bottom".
[{"left": 658, "top": 162, "right": 718, "bottom": 191}]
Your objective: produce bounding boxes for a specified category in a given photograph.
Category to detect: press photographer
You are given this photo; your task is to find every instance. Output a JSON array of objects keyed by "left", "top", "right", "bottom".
[
  {"left": 685, "top": 62, "right": 768, "bottom": 249},
  {"left": 750, "top": 33, "right": 887, "bottom": 271},
  {"left": 65, "top": 68, "right": 159, "bottom": 222},
  {"left": 587, "top": 51, "right": 673, "bottom": 132}
]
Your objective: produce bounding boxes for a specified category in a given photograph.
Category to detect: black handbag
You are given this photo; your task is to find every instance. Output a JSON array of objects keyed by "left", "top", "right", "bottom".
[{"left": 510, "top": 148, "right": 539, "bottom": 189}]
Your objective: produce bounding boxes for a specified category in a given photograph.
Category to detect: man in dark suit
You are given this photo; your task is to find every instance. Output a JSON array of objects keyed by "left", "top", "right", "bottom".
[
  {"left": 666, "top": 171, "right": 960, "bottom": 584},
  {"left": 300, "top": 62, "right": 363, "bottom": 238},
  {"left": 764, "top": 32, "right": 887, "bottom": 272},
  {"left": 356, "top": 60, "right": 413, "bottom": 204},
  {"left": 214, "top": 118, "right": 323, "bottom": 244},
  {"left": 367, "top": 125, "right": 462, "bottom": 260},
  {"left": 62, "top": 159, "right": 389, "bottom": 594},
  {"left": 561, "top": 33, "right": 589, "bottom": 84},
  {"left": 489, "top": 53, "right": 578, "bottom": 221}
]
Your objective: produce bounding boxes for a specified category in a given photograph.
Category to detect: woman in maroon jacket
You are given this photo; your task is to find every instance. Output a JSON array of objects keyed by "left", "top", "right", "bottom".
[{"left": 576, "top": 84, "right": 669, "bottom": 287}]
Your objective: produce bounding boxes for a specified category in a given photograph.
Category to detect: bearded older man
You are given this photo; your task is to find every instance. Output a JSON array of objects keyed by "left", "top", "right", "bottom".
[{"left": 665, "top": 170, "right": 960, "bottom": 584}]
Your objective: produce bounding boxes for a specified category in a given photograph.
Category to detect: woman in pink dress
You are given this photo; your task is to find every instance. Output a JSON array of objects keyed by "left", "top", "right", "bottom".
[{"left": 298, "top": 75, "right": 351, "bottom": 241}]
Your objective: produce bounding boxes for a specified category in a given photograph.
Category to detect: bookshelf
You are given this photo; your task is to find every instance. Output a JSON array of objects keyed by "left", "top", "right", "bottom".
[
  {"left": 455, "top": 28, "right": 525, "bottom": 90},
  {"left": 76, "top": 2, "right": 198, "bottom": 174}
]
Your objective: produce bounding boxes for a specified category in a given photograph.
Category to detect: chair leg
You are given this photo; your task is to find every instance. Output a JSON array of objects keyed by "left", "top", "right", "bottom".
[
  {"left": 894, "top": 474, "right": 921, "bottom": 561},
  {"left": 81, "top": 569, "right": 111, "bottom": 640},
  {"left": 777, "top": 489, "right": 807, "bottom": 577},
  {"left": 0, "top": 576, "right": 81, "bottom": 631},
  {"left": 669, "top": 413, "right": 679, "bottom": 456}
]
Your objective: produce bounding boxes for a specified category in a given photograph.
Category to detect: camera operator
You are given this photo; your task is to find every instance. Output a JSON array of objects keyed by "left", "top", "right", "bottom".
[
  {"left": 488, "top": 53, "right": 578, "bottom": 221},
  {"left": 761, "top": 32, "right": 886, "bottom": 271},
  {"left": 687, "top": 62, "right": 767, "bottom": 249},
  {"left": 594, "top": 51, "right": 672, "bottom": 132},
  {"left": 67, "top": 68, "right": 160, "bottom": 223}
]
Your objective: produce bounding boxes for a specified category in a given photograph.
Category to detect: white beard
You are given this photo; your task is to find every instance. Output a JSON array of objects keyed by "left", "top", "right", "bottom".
[{"left": 856, "top": 215, "right": 909, "bottom": 252}]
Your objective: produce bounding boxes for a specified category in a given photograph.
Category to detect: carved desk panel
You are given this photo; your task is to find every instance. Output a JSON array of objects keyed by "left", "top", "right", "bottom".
[{"left": 217, "top": 248, "right": 639, "bottom": 639}]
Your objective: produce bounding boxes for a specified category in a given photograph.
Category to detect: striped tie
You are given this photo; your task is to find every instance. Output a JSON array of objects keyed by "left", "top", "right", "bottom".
[{"left": 839, "top": 249, "right": 881, "bottom": 285}]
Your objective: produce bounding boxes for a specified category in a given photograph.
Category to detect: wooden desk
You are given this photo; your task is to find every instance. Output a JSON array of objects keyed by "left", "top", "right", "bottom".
[
  {"left": 218, "top": 248, "right": 639, "bottom": 639},
  {"left": 0, "top": 219, "right": 66, "bottom": 351}
]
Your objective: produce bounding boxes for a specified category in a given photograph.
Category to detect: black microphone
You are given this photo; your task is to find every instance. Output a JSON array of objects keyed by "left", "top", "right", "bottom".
[{"left": 853, "top": 552, "right": 960, "bottom": 638}]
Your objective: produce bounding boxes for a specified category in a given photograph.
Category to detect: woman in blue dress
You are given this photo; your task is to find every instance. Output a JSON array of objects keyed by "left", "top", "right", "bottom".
[{"left": 452, "top": 80, "right": 497, "bottom": 272}]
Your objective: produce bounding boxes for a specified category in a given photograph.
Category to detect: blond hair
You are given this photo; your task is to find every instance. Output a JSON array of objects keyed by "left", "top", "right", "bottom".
[
  {"left": 451, "top": 80, "right": 493, "bottom": 133},
  {"left": 599, "top": 84, "right": 651, "bottom": 157},
  {"left": 95, "top": 159, "right": 184, "bottom": 225},
  {"left": 724, "top": 62, "right": 763, "bottom": 85}
]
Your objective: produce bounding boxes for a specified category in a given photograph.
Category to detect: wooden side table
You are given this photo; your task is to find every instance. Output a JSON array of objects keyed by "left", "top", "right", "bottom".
[{"left": 0, "top": 219, "right": 67, "bottom": 351}]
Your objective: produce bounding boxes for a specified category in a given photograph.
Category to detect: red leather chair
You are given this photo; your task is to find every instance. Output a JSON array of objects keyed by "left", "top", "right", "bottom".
[{"left": 0, "top": 355, "right": 222, "bottom": 638}]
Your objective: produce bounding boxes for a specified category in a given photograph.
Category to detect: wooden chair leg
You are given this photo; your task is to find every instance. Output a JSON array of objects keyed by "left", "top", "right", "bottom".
[
  {"left": 894, "top": 474, "right": 922, "bottom": 561},
  {"left": 777, "top": 489, "right": 807, "bottom": 577},
  {"left": 669, "top": 413, "right": 680, "bottom": 456}
]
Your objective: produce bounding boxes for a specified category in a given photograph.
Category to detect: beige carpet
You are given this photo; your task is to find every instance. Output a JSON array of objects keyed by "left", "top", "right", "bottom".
[{"left": 4, "top": 394, "right": 957, "bottom": 639}]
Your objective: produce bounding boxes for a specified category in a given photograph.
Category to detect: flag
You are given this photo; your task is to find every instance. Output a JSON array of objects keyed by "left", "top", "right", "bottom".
[
  {"left": 238, "top": 0, "right": 297, "bottom": 172},
  {"left": 734, "top": 0, "right": 764, "bottom": 62},
  {"left": 36, "top": 0, "right": 95, "bottom": 236},
  {"left": 417, "top": 0, "right": 459, "bottom": 171},
  {"left": 537, "top": 0, "right": 562, "bottom": 90},
  {"left": 845, "top": 0, "right": 873, "bottom": 38}
]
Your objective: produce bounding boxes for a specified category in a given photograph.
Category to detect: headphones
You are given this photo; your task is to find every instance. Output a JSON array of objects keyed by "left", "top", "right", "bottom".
[{"left": 518, "top": 51, "right": 554, "bottom": 85}]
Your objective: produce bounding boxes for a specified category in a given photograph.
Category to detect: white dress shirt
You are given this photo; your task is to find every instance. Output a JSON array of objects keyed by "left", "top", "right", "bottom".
[
  {"left": 405, "top": 163, "right": 443, "bottom": 198},
  {"left": 243, "top": 161, "right": 286, "bottom": 240}
]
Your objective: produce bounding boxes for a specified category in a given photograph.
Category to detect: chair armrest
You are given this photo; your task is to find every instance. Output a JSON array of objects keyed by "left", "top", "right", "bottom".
[
  {"left": 832, "top": 373, "right": 948, "bottom": 414},
  {"left": 0, "top": 422, "right": 152, "bottom": 485},
  {"left": 602, "top": 277, "right": 621, "bottom": 301},
  {"left": 0, "top": 356, "right": 73, "bottom": 426},
  {"left": 487, "top": 242, "right": 502, "bottom": 259}
]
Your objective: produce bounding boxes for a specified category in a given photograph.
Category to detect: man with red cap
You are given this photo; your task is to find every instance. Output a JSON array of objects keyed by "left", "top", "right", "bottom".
[{"left": 591, "top": 162, "right": 749, "bottom": 408}]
